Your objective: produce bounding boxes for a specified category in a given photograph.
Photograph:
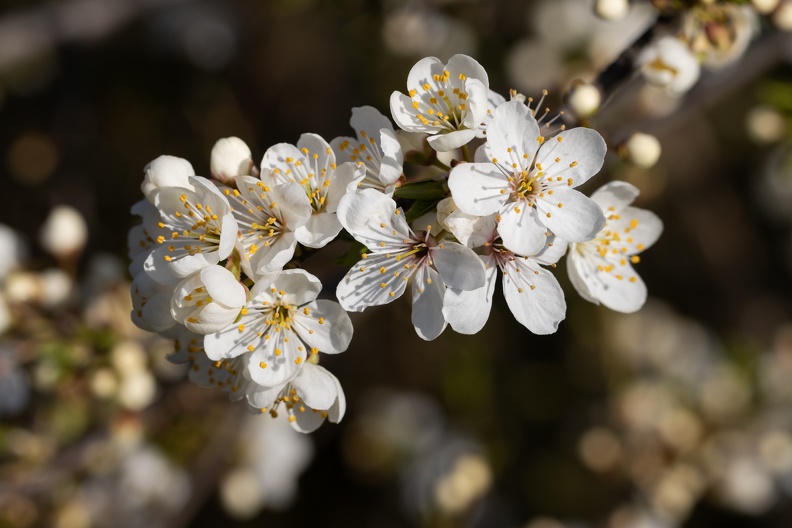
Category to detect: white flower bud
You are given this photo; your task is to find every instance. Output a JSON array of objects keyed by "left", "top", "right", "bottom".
[
  {"left": 38, "top": 269, "right": 73, "bottom": 308},
  {"left": 752, "top": 0, "right": 780, "bottom": 14},
  {"left": 117, "top": 369, "right": 157, "bottom": 411},
  {"left": 39, "top": 205, "right": 88, "bottom": 258},
  {"left": 773, "top": 1, "right": 792, "bottom": 31},
  {"left": 746, "top": 106, "right": 787, "bottom": 144},
  {"left": 566, "top": 82, "right": 602, "bottom": 119},
  {"left": 638, "top": 37, "right": 700, "bottom": 95},
  {"left": 141, "top": 155, "right": 195, "bottom": 202},
  {"left": 0, "top": 224, "right": 26, "bottom": 281},
  {"left": 210, "top": 137, "right": 253, "bottom": 184},
  {"left": 620, "top": 132, "right": 662, "bottom": 169},
  {"left": 0, "top": 296, "right": 10, "bottom": 335},
  {"left": 90, "top": 368, "right": 118, "bottom": 399},
  {"left": 4, "top": 271, "right": 40, "bottom": 303},
  {"left": 595, "top": 0, "right": 630, "bottom": 21}
]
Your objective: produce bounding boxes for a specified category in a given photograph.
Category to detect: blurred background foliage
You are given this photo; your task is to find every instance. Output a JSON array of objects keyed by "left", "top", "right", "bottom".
[{"left": 1, "top": 0, "right": 792, "bottom": 527}]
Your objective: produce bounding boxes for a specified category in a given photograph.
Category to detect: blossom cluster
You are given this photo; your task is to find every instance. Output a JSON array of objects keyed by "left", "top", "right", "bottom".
[{"left": 129, "top": 54, "right": 663, "bottom": 432}]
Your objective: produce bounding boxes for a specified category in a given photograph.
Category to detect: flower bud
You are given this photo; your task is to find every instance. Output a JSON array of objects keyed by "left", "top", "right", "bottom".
[
  {"left": 141, "top": 155, "right": 195, "bottom": 202},
  {"left": 39, "top": 205, "right": 88, "bottom": 258},
  {"left": 595, "top": 0, "right": 630, "bottom": 21},
  {"left": 773, "top": 1, "right": 792, "bottom": 31},
  {"left": 620, "top": 132, "right": 662, "bottom": 169},
  {"left": 566, "top": 82, "right": 602, "bottom": 119},
  {"left": 746, "top": 106, "right": 787, "bottom": 145},
  {"left": 752, "top": 0, "right": 780, "bottom": 14},
  {"left": 170, "top": 265, "right": 247, "bottom": 335},
  {"left": 210, "top": 137, "right": 254, "bottom": 184}
]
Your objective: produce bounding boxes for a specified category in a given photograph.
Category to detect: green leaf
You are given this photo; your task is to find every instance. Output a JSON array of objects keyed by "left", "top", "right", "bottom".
[
  {"left": 394, "top": 180, "right": 447, "bottom": 200},
  {"left": 406, "top": 198, "right": 442, "bottom": 224}
]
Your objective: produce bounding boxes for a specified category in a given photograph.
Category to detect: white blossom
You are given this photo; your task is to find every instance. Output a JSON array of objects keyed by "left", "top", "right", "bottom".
[
  {"left": 566, "top": 181, "right": 663, "bottom": 313},
  {"left": 246, "top": 361, "right": 346, "bottom": 433},
  {"left": 204, "top": 269, "right": 353, "bottom": 388},
  {"left": 443, "top": 227, "right": 567, "bottom": 335},
  {"left": 390, "top": 54, "right": 490, "bottom": 151},
  {"left": 223, "top": 176, "right": 312, "bottom": 276},
  {"left": 331, "top": 106, "right": 404, "bottom": 196},
  {"left": 170, "top": 265, "right": 248, "bottom": 335},
  {"left": 448, "top": 100, "right": 606, "bottom": 256},
  {"left": 144, "top": 176, "right": 238, "bottom": 284},
  {"left": 336, "top": 189, "right": 485, "bottom": 340},
  {"left": 261, "top": 134, "right": 362, "bottom": 248}
]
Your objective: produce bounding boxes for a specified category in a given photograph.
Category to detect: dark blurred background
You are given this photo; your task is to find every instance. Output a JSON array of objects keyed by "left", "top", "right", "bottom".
[{"left": 2, "top": 1, "right": 792, "bottom": 527}]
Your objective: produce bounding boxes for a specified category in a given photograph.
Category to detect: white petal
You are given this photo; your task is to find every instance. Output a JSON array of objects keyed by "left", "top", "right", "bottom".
[
  {"left": 246, "top": 384, "right": 283, "bottom": 411},
  {"left": 536, "top": 188, "right": 606, "bottom": 243},
  {"left": 250, "top": 231, "right": 298, "bottom": 275},
  {"left": 293, "top": 300, "right": 354, "bottom": 354},
  {"left": 291, "top": 363, "right": 339, "bottom": 410},
  {"left": 325, "top": 162, "right": 359, "bottom": 214},
  {"left": 351, "top": 106, "right": 394, "bottom": 138},
  {"left": 606, "top": 207, "right": 663, "bottom": 254},
  {"left": 337, "top": 189, "right": 412, "bottom": 249},
  {"left": 447, "top": 162, "right": 510, "bottom": 216},
  {"left": 390, "top": 91, "right": 439, "bottom": 134},
  {"left": 247, "top": 331, "right": 306, "bottom": 387},
  {"left": 379, "top": 128, "right": 404, "bottom": 184},
  {"left": 461, "top": 78, "right": 490, "bottom": 129},
  {"left": 590, "top": 180, "right": 640, "bottom": 214},
  {"left": 184, "top": 302, "right": 241, "bottom": 335},
  {"left": 266, "top": 269, "right": 321, "bottom": 307},
  {"left": 533, "top": 235, "right": 569, "bottom": 264},
  {"left": 329, "top": 135, "right": 358, "bottom": 164},
  {"left": 535, "top": 127, "right": 607, "bottom": 188},
  {"left": 200, "top": 265, "right": 246, "bottom": 307},
  {"left": 294, "top": 213, "right": 343, "bottom": 249},
  {"left": 270, "top": 181, "right": 313, "bottom": 228},
  {"left": 497, "top": 203, "right": 548, "bottom": 256},
  {"left": 336, "top": 254, "right": 410, "bottom": 312},
  {"left": 566, "top": 249, "right": 600, "bottom": 305},
  {"left": 502, "top": 265, "right": 565, "bottom": 334},
  {"left": 426, "top": 129, "right": 478, "bottom": 152},
  {"left": 203, "top": 314, "right": 260, "bottom": 360},
  {"left": 327, "top": 374, "right": 346, "bottom": 423},
  {"left": 485, "top": 100, "right": 540, "bottom": 170},
  {"left": 431, "top": 242, "right": 485, "bottom": 290},
  {"left": 446, "top": 54, "right": 489, "bottom": 89},
  {"left": 217, "top": 213, "right": 238, "bottom": 260},
  {"left": 297, "top": 133, "right": 335, "bottom": 169},
  {"left": 411, "top": 266, "right": 447, "bottom": 341},
  {"left": 290, "top": 405, "right": 327, "bottom": 433},
  {"left": 573, "top": 254, "right": 647, "bottom": 313},
  {"left": 261, "top": 143, "right": 305, "bottom": 185},
  {"left": 443, "top": 261, "right": 497, "bottom": 334},
  {"left": 436, "top": 197, "right": 497, "bottom": 248}
]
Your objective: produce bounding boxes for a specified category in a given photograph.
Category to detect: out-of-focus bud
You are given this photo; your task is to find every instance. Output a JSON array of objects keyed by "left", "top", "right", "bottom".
[
  {"left": 565, "top": 81, "right": 602, "bottom": 119},
  {"left": 141, "top": 155, "right": 195, "bottom": 202},
  {"left": 38, "top": 269, "right": 73, "bottom": 309},
  {"left": 746, "top": 106, "right": 787, "bottom": 145},
  {"left": 117, "top": 370, "right": 157, "bottom": 411},
  {"left": 0, "top": 224, "right": 27, "bottom": 281},
  {"left": 0, "top": 297, "right": 10, "bottom": 335},
  {"left": 39, "top": 205, "right": 88, "bottom": 259},
  {"left": 210, "top": 137, "right": 254, "bottom": 184},
  {"left": 753, "top": 0, "right": 780, "bottom": 14},
  {"left": 90, "top": 368, "right": 118, "bottom": 399},
  {"left": 620, "top": 132, "right": 662, "bottom": 169},
  {"left": 773, "top": 1, "right": 792, "bottom": 31},
  {"left": 595, "top": 0, "right": 630, "bottom": 21},
  {"left": 4, "top": 271, "right": 40, "bottom": 303}
]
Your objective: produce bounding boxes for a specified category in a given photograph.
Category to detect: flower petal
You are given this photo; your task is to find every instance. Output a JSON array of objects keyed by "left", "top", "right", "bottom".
[
  {"left": 535, "top": 127, "right": 607, "bottom": 188},
  {"left": 379, "top": 128, "right": 404, "bottom": 184},
  {"left": 536, "top": 188, "right": 606, "bottom": 243},
  {"left": 426, "top": 129, "right": 478, "bottom": 152},
  {"left": 291, "top": 363, "right": 338, "bottom": 410},
  {"left": 566, "top": 249, "right": 600, "bottom": 305},
  {"left": 293, "top": 300, "right": 354, "bottom": 354},
  {"left": 443, "top": 261, "right": 497, "bottom": 334},
  {"left": 605, "top": 207, "right": 663, "bottom": 255},
  {"left": 247, "top": 330, "right": 306, "bottom": 387},
  {"left": 336, "top": 253, "right": 411, "bottom": 312},
  {"left": 294, "top": 212, "right": 343, "bottom": 249},
  {"left": 590, "top": 180, "right": 640, "bottom": 214},
  {"left": 502, "top": 265, "right": 566, "bottom": 334},
  {"left": 484, "top": 100, "right": 540, "bottom": 171},
  {"left": 390, "top": 91, "right": 439, "bottom": 134},
  {"left": 448, "top": 162, "right": 510, "bottom": 216},
  {"left": 411, "top": 265, "right": 447, "bottom": 341},
  {"left": 431, "top": 242, "right": 485, "bottom": 290},
  {"left": 497, "top": 202, "right": 548, "bottom": 256}
]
